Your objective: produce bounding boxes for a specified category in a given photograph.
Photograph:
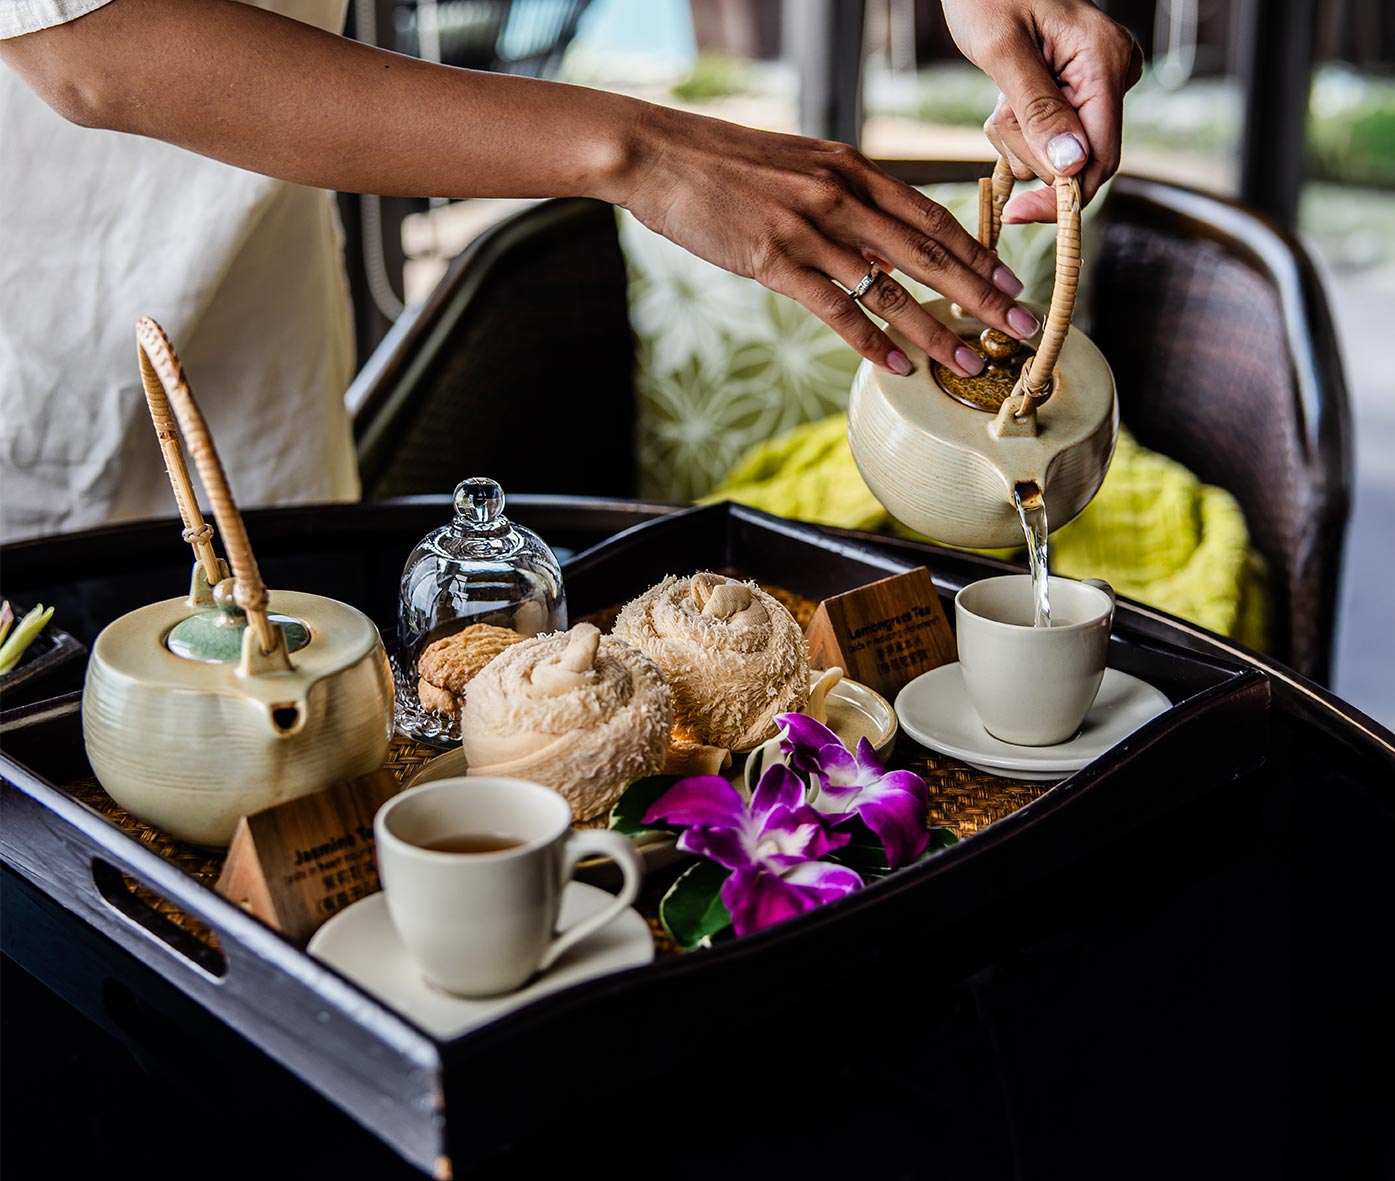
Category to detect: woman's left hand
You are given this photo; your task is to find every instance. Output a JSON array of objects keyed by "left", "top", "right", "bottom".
[{"left": 942, "top": 0, "right": 1143, "bottom": 224}]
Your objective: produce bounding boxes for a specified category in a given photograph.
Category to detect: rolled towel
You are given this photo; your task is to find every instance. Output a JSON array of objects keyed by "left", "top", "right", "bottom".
[
  {"left": 459, "top": 622, "right": 673, "bottom": 822},
  {"left": 613, "top": 572, "right": 810, "bottom": 752}
]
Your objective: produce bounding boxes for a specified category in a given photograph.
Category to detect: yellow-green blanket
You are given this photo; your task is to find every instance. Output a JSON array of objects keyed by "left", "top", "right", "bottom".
[{"left": 703, "top": 416, "right": 1268, "bottom": 649}]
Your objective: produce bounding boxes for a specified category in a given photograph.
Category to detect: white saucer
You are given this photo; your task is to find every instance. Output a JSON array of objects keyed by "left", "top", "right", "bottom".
[
  {"left": 894, "top": 664, "right": 1172, "bottom": 781},
  {"left": 307, "top": 884, "right": 654, "bottom": 1041}
]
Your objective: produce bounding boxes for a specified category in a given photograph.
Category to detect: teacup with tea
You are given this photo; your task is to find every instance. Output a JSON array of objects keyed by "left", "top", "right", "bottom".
[
  {"left": 375, "top": 776, "right": 644, "bottom": 997},
  {"left": 954, "top": 574, "right": 1116, "bottom": 747}
]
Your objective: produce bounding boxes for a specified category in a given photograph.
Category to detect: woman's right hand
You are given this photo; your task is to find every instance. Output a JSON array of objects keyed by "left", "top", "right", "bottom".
[{"left": 616, "top": 105, "right": 1040, "bottom": 379}]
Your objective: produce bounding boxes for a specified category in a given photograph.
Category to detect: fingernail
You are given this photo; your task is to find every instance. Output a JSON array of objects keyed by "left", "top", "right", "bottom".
[
  {"left": 992, "top": 264, "right": 1023, "bottom": 297},
  {"left": 1008, "top": 306, "right": 1040, "bottom": 338},
  {"left": 887, "top": 349, "right": 914, "bottom": 376},
  {"left": 954, "top": 345, "right": 984, "bottom": 376},
  {"left": 1047, "top": 132, "right": 1086, "bottom": 172}
]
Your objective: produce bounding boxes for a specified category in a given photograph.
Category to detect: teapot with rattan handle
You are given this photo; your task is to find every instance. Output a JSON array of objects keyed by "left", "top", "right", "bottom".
[
  {"left": 81, "top": 319, "right": 394, "bottom": 847},
  {"left": 846, "top": 159, "right": 1117, "bottom": 549}
]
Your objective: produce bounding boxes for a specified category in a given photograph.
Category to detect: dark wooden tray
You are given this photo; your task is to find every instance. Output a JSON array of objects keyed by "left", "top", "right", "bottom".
[{"left": 0, "top": 502, "right": 1270, "bottom": 1177}]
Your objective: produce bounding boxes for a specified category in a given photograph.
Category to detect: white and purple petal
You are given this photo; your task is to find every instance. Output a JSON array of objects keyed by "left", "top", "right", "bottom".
[
  {"left": 755, "top": 802, "right": 851, "bottom": 865},
  {"left": 644, "top": 775, "right": 746, "bottom": 830},
  {"left": 750, "top": 763, "right": 810, "bottom": 818},
  {"left": 854, "top": 736, "right": 890, "bottom": 775},
  {"left": 720, "top": 867, "right": 820, "bottom": 936},
  {"left": 853, "top": 793, "right": 930, "bottom": 868},
  {"left": 808, "top": 742, "right": 864, "bottom": 808},
  {"left": 777, "top": 712, "right": 843, "bottom": 777},
  {"left": 720, "top": 862, "right": 865, "bottom": 937},
  {"left": 781, "top": 859, "right": 864, "bottom": 903},
  {"left": 679, "top": 824, "right": 760, "bottom": 873}
]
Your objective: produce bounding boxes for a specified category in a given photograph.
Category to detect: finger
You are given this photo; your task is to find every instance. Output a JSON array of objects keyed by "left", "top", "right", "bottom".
[
  {"left": 1059, "top": 79, "right": 1124, "bottom": 208},
  {"left": 825, "top": 251, "right": 986, "bottom": 378},
  {"left": 1001, "top": 186, "right": 1058, "bottom": 225},
  {"left": 764, "top": 264, "right": 912, "bottom": 377},
  {"left": 991, "top": 37, "right": 1090, "bottom": 180},
  {"left": 841, "top": 210, "right": 1040, "bottom": 344},
  {"left": 858, "top": 170, "right": 1025, "bottom": 296},
  {"left": 985, "top": 95, "right": 1039, "bottom": 182}
]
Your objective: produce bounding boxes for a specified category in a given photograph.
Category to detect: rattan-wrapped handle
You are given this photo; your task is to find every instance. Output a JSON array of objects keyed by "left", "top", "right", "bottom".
[
  {"left": 135, "top": 317, "right": 280, "bottom": 657},
  {"left": 976, "top": 160, "right": 1082, "bottom": 413}
]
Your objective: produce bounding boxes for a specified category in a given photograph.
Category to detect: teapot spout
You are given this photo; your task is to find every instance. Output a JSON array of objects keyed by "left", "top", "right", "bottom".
[
  {"left": 268, "top": 700, "right": 308, "bottom": 737},
  {"left": 1014, "top": 480, "right": 1045, "bottom": 513}
]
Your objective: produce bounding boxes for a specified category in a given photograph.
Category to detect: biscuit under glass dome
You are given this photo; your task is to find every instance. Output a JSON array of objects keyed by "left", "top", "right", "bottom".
[{"left": 395, "top": 477, "right": 567, "bottom": 744}]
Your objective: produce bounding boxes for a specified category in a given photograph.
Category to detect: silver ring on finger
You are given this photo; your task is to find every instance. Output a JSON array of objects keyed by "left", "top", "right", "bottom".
[{"left": 847, "top": 262, "right": 881, "bottom": 303}]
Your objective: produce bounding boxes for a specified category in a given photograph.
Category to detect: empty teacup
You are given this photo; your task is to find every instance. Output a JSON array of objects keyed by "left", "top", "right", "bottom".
[
  {"left": 954, "top": 575, "right": 1115, "bottom": 746},
  {"left": 375, "top": 776, "right": 644, "bottom": 997}
]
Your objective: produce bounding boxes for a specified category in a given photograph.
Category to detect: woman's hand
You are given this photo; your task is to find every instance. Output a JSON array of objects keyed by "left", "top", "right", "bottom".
[
  {"left": 619, "top": 106, "right": 1042, "bottom": 378},
  {"left": 942, "top": 0, "right": 1143, "bottom": 224}
]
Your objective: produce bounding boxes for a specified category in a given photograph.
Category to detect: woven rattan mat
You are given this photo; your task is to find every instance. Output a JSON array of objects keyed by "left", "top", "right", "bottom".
[{"left": 56, "top": 581, "right": 1049, "bottom": 962}]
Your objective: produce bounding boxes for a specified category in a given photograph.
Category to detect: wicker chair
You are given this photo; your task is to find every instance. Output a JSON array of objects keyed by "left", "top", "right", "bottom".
[
  {"left": 351, "top": 169, "right": 1351, "bottom": 683},
  {"left": 350, "top": 197, "right": 638, "bottom": 501},
  {"left": 1090, "top": 178, "right": 1351, "bottom": 684}
]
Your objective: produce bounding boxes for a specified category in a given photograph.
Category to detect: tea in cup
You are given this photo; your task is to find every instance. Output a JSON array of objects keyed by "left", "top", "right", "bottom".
[
  {"left": 954, "top": 575, "right": 1115, "bottom": 746},
  {"left": 374, "top": 776, "right": 644, "bottom": 997}
]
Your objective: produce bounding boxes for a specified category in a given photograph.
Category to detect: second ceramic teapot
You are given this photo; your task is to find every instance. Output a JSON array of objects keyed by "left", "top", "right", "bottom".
[
  {"left": 82, "top": 320, "right": 394, "bottom": 847},
  {"left": 847, "top": 160, "right": 1118, "bottom": 549}
]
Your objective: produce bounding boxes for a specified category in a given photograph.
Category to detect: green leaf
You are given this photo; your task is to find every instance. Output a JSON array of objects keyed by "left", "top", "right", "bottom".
[
  {"left": 608, "top": 774, "right": 684, "bottom": 837},
  {"left": 827, "top": 820, "right": 895, "bottom": 878},
  {"left": 828, "top": 820, "right": 959, "bottom": 879},
  {"left": 659, "top": 860, "right": 733, "bottom": 951}
]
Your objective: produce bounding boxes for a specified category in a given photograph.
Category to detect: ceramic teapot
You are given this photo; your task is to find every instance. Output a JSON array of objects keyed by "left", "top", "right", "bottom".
[
  {"left": 82, "top": 319, "right": 394, "bottom": 847},
  {"left": 847, "top": 160, "right": 1118, "bottom": 549}
]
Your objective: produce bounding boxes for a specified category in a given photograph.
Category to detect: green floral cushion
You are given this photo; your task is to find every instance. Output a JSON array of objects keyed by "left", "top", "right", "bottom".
[{"left": 618, "top": 182, "right": 1068, "bottom": 501}]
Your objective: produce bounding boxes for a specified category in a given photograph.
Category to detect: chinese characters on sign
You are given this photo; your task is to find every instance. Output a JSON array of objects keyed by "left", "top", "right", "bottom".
[{"left": 805, "top": 567, "right": 956, "bottom": 699}]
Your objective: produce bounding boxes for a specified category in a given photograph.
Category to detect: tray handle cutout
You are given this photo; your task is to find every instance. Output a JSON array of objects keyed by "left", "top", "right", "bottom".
[{"left": 92, "top": 859, "right": 228, "bottom": 979}]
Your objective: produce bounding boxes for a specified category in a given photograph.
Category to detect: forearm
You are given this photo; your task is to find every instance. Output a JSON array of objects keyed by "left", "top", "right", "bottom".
[
  {"left": 2, "top": 0, "right": 1050, "bottom": 378},
  {"left": 0, "top": 0, "right": 645, "bottom": 202}
]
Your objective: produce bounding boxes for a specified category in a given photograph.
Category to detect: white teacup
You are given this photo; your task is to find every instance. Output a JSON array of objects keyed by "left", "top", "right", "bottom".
[
  {"left": 954, "top": 575, "right": 1115, "bottom": 747},
  {"left": 375, "top": 777, "right": 643, "bottom": 997}
]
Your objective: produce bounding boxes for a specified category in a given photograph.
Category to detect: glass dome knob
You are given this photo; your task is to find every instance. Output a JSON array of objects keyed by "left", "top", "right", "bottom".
[{"left": 454, "top": 477, "right": 504, "bottom": 526}]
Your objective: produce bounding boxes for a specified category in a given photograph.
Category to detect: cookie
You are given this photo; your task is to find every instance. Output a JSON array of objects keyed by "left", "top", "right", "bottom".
[
  {"left": 417, "top": 675, "right": 462, "bottom": 718},
  {"left": 416, "top": 623, "right": 526, "bottom": 713}
]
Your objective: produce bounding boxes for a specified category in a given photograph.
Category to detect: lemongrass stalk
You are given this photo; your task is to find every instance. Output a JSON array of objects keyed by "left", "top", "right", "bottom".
[{"left": 0, "top": 604, "right": 54, "bottom": 676}]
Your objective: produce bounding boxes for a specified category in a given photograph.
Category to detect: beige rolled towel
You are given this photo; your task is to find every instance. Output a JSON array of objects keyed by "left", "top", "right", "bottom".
[
  {"left": 459, "top": 622, "right": 673, "bottom": 822},
  {"left": 613, "top": 572, "right": 810, "bottom": 752}
]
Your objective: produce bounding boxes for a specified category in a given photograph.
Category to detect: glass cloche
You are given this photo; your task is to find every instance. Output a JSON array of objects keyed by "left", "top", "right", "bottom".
[{"left": 394, "top": 477, "right": 567, "bottom": 744}]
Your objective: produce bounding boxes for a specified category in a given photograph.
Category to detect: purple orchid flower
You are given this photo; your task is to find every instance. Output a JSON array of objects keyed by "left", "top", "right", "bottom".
[
  {"left": 778, "top": 713, "right": 930, "bottom": 869},
  {"left": 644, "top": 764, "right": 863, "bottom": 937}
]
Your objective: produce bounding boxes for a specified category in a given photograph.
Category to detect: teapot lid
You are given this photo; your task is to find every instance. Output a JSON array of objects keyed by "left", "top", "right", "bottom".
[
  {"left": 166, "top": 578, "right": 311, "bottom": 664},
  {"left": 934, "top": 328, "right": 1045, "bottom": 414}
]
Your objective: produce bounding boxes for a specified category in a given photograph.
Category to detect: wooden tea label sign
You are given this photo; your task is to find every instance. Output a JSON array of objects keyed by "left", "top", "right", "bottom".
[
  {"left": 216, "top": 768, "right": 401, "bottom": 947},
  {"left": 805, "top": 566, "right": 956, "bottom": 699}
]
